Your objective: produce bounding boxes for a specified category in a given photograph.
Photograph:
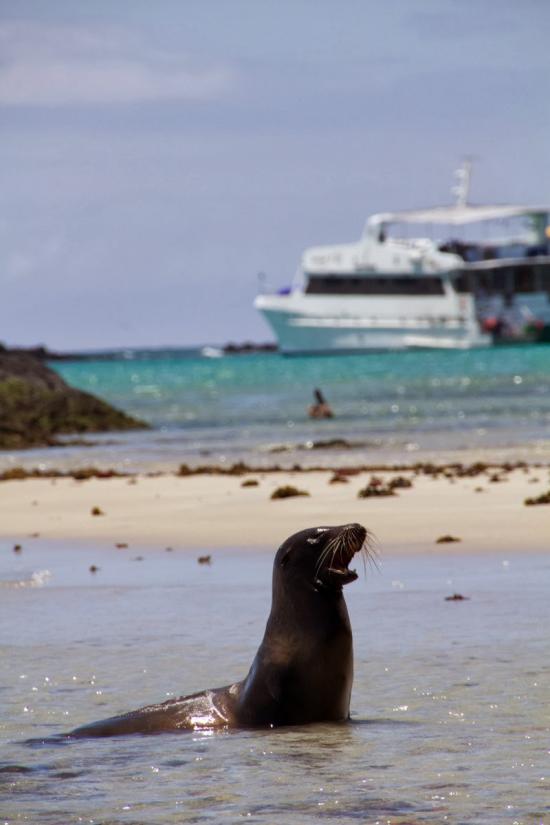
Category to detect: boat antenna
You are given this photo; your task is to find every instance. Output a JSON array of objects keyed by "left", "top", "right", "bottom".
[{"left": 451, "top": 158, "right": 472, "bottom": 207}]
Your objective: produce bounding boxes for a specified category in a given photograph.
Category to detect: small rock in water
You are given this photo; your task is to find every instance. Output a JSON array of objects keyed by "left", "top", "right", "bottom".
[
  {"left": 445, "top": 593, "right": 470, "bottom": 601},
  {"left": 115, "top": 542, "right": 128, "bottom": 549},
  {"left": 436, "top": 534, "right": 461, "bottom": 544},
  {"left": 198, "top": 555, "right": 211, "bottom": 565},
  {"left": 89, "top": 565, "right": 99, "bottom": 574},
  {"left": 13, "top": 544, "right": 22, "bottom": 553}
]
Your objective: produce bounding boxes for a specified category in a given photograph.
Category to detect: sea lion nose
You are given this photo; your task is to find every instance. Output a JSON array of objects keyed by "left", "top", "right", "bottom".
[
  {"left": 344, "top": 522, "right": 364, "bottom": 533},
  {"left": 344, "top": 523, "right": 367, "bottom": 542}
]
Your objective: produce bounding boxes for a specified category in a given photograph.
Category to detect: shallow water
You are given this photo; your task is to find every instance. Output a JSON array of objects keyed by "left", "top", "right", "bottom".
[
  {"left": 2, "top": 346, "right": 550, "bottom": 472},
  {"left": 1, "top": 541, "right": 549, "bottom": 824}
]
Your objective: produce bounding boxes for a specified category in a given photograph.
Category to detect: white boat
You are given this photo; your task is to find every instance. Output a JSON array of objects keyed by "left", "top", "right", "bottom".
[{"left": 255, "top": 164, "right": 550, "bottom": 353}]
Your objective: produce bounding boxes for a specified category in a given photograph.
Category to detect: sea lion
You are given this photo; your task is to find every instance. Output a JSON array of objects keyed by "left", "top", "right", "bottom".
[{"left": 69, "top": 522, "right": 369, "bottom": 737}]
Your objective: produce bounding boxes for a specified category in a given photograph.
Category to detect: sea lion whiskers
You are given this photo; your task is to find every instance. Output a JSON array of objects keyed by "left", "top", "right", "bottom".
[
  {"left": 361, "top": 529, "right": 379, "bottom": 574},
  {"left": 314, "top": 533, "right": 342, "bottom": 579},
  {"left": 341, "top": 525, "right": 377, "bottom": 578}
]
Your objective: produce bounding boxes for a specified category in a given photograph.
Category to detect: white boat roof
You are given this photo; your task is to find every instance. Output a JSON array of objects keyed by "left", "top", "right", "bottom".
[{"left": 369, "top": 204, "right": 550, "bottom": 227}]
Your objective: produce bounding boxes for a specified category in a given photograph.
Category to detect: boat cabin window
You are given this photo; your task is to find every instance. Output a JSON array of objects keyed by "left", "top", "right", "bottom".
[
  {"left": 305, "top": 274, "right": 445, "bottom": 296},
  {"left": 453, "top": 264, "right": 550, "bottom": 295}
]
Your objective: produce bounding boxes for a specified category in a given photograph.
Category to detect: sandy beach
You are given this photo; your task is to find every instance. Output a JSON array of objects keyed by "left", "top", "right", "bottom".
[{"left": 1, "top": 463, "right": 548, "bottom": 554}]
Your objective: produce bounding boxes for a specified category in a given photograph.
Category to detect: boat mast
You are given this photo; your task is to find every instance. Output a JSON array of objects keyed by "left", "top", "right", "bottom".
[{"left": 452, "top": 159, "right": 472, "bottom": 207}]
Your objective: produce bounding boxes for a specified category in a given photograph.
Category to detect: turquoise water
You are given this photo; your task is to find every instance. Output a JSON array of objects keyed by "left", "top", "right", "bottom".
[{"left": 3, "top": 345, "right": 550, "bottom": 470}]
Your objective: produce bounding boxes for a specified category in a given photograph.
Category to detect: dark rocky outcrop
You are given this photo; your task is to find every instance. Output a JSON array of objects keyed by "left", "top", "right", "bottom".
[{"left": 0, "top": 347, "right": 148, "bottom": 449}]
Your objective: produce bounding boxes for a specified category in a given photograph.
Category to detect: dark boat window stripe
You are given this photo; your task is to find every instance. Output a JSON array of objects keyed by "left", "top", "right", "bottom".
[{"left": 305, "top": 274, "right": 445, "bottom": 296}]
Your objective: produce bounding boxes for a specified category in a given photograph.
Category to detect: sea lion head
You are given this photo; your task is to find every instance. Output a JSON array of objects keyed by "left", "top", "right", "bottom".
[{"left": 274, "top": 522, "right": 369, "bottom": 592}]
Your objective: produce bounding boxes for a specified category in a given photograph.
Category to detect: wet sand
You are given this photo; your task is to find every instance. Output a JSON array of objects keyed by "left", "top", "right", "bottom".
[{"left": 1, "top": 464, "right": 549, "bottom": 553}]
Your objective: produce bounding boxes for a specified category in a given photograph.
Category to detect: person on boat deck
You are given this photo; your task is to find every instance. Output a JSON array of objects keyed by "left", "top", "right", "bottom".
[{"left": 308, "top": 388, "right": 334, "bottom": 419}]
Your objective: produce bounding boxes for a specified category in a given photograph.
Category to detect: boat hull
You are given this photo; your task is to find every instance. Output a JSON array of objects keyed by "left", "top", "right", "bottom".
[{"left": 257, "top": 305, "right": 490, "bottom": 353}]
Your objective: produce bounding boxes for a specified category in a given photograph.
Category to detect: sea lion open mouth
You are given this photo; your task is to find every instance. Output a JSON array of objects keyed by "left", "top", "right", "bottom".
[{"left": 315, "top": 522, "right": 369, "bottom": 588}]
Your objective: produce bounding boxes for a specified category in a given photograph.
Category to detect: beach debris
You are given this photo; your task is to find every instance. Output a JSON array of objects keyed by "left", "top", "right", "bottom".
[
  {"left": 241, "top": 479, "right": 259, "bottom": 487},
  {"left": 304, "top": 438, "right": 360, "bottom": 450},
  {"left": 177, "top": 461, "right": 260, "bottom": 477},
  {"left": 115, "top": 542, "right": 128, "bottom": 549},
  {"left": 308, "top": 388, "right": 333, "bottom": 419},
  {"left": 329, "top": 473, "right": 350, "bottom": 484},
  {"left": 13, "top": 544, "right": 22, "bottom": 553},
  {"left": 387, "top": 475, "right": 413, "bottom": 490},
  {"left": 0, "top": 467, "right": 33, "bottom": 481},
  {"left": 0, "top": 466, "right": 131, "bottom": 482},
  {"left": 455, "top": 461, "right": 489, "bottom": 476},
  {"left": 89, "top": 565, "right": 99, "bottom": 574},
  {"left": 474, "top": 487, "right": 484, "bottom": 493},
  {"left": 445, "top": 593, "right": 470, "bottom": 601},
  {"left": 267, "top": 444, "right": 292, "bottom": 454},
  {"left": 335, "top": 467, "right": 362, "bottom": 477},
  {"left": 91, "top": 506, "right": 104, "bottom": 516},
  {"left": 0, "top": 459, "right": 532, "bottom": 484},
  {"left": 436, "top": 535, "right": 462, "bottom": 544},
  {"left": 198, "top": 555, "right": 212, "bottom": 565},
  {"left": 271, "top": 485, "right": 310, "bottom": 500},
  {"left": 73, "top": 467, "right": 128, "bottom": 480},
  {"left": 489, "top": 473, "right": 505, "bottom": 483},
  {"left": 358, "top": 477, "right": 396, "bottom": 498},
  {"left": 524, "top": 490, "right": 550, "bottom": 506}
]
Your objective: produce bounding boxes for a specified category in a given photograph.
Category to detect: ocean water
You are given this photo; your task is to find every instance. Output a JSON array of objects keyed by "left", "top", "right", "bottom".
[
  {"left": 1, "top": 541, "right": 549, "bottom": 824},
  {"left": 1, "top": 345, "right": 550, "bottom": 471}
]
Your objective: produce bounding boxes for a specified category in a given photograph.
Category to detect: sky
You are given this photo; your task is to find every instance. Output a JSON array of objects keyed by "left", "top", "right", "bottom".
[{"left": 1, "top": 0, "right": 549, "bottom": 350}]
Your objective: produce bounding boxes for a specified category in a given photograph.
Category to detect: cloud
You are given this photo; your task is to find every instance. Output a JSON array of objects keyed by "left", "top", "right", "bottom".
[{"left": 0, "top": 21, "right": 236, "bottom": 106}]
